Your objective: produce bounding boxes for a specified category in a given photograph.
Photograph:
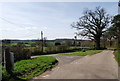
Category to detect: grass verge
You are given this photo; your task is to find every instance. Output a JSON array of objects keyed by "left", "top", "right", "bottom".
[
  {"left": 60, "top": 50, "right": 102, "bottom": 56},
  {"left": 114, "top": 50, "right": 120, "bottom": 66},
  {"left": 2, "top": 56, "right": 58, "bottom": 81}
]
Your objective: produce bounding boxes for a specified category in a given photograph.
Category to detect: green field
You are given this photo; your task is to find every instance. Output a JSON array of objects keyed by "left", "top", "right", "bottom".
[
  {"left": 2, "top": 56, "right": 58, "bottom": 81},
  {"left": 60, "top": 50, "right": 102, "bottom": 56}
]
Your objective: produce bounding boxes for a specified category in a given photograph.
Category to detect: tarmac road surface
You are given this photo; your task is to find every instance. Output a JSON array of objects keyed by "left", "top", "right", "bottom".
[{"left": 31, "top": 50, "right": 119, "bottom": 80}]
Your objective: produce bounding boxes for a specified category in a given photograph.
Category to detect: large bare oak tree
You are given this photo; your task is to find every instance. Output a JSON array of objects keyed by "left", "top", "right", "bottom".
[{"left": 72, "top": 6, "right": 111, "bottom": 49}]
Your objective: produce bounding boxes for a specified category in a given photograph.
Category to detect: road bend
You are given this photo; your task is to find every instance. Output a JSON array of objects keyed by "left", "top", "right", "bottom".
[{"left": 32, "top": 50, "right": 118, "bottom": 79}]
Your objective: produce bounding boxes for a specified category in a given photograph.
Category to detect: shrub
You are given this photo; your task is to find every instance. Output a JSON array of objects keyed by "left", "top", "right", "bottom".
[
  {"left": 44, "top": 46, "right": 69, "bottom": 54},
  {"left": 55, "top": 42, "right": 61, "bottom": 46},
  {"left": 57, "top": 46, "right": 67, "bottom": 52},
  {"left": 44, "top": 46, "right": 56, "bottom": 54},
  {"left": 10, "top": 46, "right": 31, "bottom": 62},
  {"left": 31, "top": 47, "right": 43, "bottom": 55},
  {"left": 31, "top": 46, "right": 95, "bottom": 56}
]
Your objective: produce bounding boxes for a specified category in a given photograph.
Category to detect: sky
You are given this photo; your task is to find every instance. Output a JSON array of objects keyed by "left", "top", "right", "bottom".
[{"left": 0, "top": 2, "right": 119, "bottom": 40}]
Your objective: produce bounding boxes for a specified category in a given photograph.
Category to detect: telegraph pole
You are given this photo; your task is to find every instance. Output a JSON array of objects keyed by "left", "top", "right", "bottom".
[
  {"left": 74, "top": 36, "right": 77, "bottom": 46},
  {"left": 41, "top": 31, "right": 43, "bottom": 53}
]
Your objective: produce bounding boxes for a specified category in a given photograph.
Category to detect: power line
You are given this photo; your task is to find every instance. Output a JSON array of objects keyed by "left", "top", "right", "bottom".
[
  {"left": 0, "top": 17, "right": 37, "bottom": 31},
  {"left": 0, "top": 17, "right": 25, "bottom": 27},
  {"left": 0, "top": 17, "right": 40, "bottom": 38}
]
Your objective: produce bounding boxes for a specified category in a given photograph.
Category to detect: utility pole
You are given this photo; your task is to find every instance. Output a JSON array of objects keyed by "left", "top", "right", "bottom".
[
  {"left": 74, "top": 36, "right": 77, "bottom": 46},
  {"left": 41, "top": 31, "right": 43, "bottom": 53}
]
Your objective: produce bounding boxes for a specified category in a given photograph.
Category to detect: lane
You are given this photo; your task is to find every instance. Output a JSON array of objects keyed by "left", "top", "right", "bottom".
[
  {"left": 54, "top": 55, "right": 83, "bottom": 65},
  {"left": 31, "top": 54, "right": 83, "bottom": 79},
  {"left": 31, "top": 54, "right": 83, "bottom": 65},
  {"left": 34, "top": 50, "right": 118, "bottom": 79}
]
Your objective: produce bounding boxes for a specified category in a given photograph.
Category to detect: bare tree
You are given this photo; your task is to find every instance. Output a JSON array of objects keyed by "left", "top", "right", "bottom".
[{"left": 72, "top": 6, "right": 111, "bottom": 49}]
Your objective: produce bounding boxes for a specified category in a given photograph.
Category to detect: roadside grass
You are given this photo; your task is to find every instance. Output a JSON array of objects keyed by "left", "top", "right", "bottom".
[
  {"left": 114, "top": 50, "right": 120, "bottom": 66},
  {"left": 2, "top": 56, "right": 58, "bottom": 81},
  {"left": 60, "top": 50, "right": 102, "bottom": 56}
]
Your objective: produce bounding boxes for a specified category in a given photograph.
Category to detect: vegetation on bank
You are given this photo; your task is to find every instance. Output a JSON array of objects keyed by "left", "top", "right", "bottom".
[
  {"left": 31, "top": 46, "right": 94, "bottom": 55},
  {"left": 2, "top": 56, "right": 58, "bottom": 81},
  {"left": 2, "top": 44, "right": 94, "bottom": 62},
  {"left": 114, "top": 50, "right": 120, "bottom": 66},
  {"left": 60, "top": 50, "right": 102, "bottom": 56}
]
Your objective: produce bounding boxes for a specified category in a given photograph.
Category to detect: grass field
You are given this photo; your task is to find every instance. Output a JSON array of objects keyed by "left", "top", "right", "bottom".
[
  {"left": 2, "top": 56, "right": 58, "bottom": 81},
  {"left": 60, "top": 50, "right": 102, "bottom": 56},
  {"left": 114, "top": 50, "right": 120, "bottom": 66}
]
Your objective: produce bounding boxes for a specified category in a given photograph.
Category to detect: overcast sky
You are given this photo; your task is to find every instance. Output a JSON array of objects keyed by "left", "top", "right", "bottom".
[{"left": 0, "top": 2, "right": 118, "bottom": 40}]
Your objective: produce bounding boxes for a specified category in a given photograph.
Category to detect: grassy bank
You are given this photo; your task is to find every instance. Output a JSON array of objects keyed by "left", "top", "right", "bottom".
[
  {"left": 114, "top": 50, "right": 120, "bottom": 66},
  {"left": 2, "top": 56, "right": 58, "bottom": 81},
  {"left": 60, "top": 50, "right": 102, "bottom": 56}
]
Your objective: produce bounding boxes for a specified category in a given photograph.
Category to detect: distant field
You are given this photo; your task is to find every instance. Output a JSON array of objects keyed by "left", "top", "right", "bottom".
[
  {"left": 60, "top": 50, "right": 102, "bottom": 56},
  {"left": 3, "top": 40, "right": 82, "bottom": 47}
]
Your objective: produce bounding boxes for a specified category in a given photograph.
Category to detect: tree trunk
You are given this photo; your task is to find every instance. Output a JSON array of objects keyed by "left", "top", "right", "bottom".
[
  {"left": 109, "top": 40, "right": 112, "bottom": 47},
  {"left": 95, "top": 37, "right": 101, "bottom": 50}
]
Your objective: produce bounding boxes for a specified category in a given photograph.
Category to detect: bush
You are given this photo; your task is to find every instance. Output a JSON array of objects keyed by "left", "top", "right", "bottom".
[
  {"left": 31, "top": 46, "right": 95, "bottom": 56},
  {"left": 55, "top": 42, "right": 61, "bottom": 46},
  {"left": 2, "top": 43, "right": 31, "bottom": 62},
  {"left": 44, "top": 46, "right": 56, "bottom": 54},
  {"left": 31, "top": 47, "right": 43, "bottom": 55},
  {"left": 44, "top": 46, "right": 69, "bottom": 54},
  {"left": 31, "top": 46, "right": 70, "bottom": 55},
  {"left": 10, "top": 46, "right": 31, "bottom": 62}
]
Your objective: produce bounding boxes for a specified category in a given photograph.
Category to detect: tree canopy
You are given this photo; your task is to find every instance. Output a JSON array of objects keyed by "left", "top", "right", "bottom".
[
  {"left": 72, "top": 6, "right": 111, "bottom": 49},
  {"left": 106, "top": 15, "right": 120, "bottom": 48}
]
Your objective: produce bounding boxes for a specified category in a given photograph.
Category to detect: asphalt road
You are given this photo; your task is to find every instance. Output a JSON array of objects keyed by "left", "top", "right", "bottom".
[
  {"left": 31, "top": 50, "right": 119, "bottom": 80},
  {"left": 31, "top": 54, "right": 83, "bottom": 65}
]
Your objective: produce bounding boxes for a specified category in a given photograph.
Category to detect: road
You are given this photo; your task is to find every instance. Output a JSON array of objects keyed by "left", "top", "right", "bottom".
[{"left": 31, "top": 50, "right": 119, "bottom": 80}]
